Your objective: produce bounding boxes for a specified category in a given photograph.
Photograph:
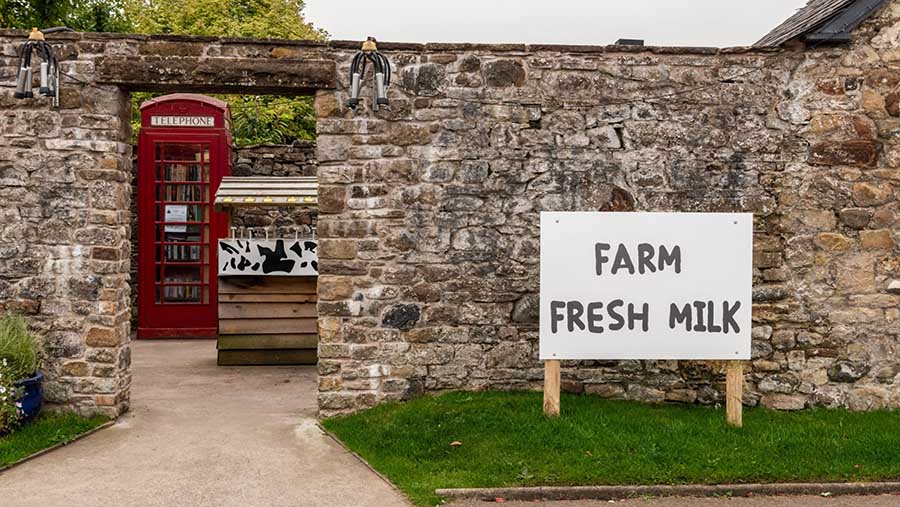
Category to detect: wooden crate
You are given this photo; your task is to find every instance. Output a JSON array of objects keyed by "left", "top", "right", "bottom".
[{"left": 217, "top": 276, "right": 317, "bottom": 365}]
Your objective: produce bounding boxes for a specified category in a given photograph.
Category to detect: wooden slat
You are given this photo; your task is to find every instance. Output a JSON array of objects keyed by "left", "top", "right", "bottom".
[
  {"left": 543, "top": 360, "right": 561, "bottom": 417},
  {"left": 219, "top": 293, "right": 317, "bottom": 303},
  {"left": 726, "top": 361, "right": 744, "bottom": 428},
  {"left": 218, "top": 189, "right": 316, "bottom": 194},
  {"left": 217, "top": 333, "right": 317, "bottom": 350},
  {"left": 217, "top": 348, "right": 317, "bottom": 366},
  {"left": 222, "top": 176, "right": 316, "bottom": 182},
  {"left": 218, "top": 277, "right": 317, "bottom": 295},
  {"left": 215, "top": 176, "right": 318, "bottom": 210},
  {"left": 219, "top": 317, "right": 317, "bottom": 334},
  {"left": 218, "top": 302, "right": 317, "bottom": 319}
]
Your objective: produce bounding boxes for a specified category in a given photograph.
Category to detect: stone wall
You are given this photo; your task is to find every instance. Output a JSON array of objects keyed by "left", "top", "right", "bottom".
[
  {"left": 2, "top": 2, "right": 900, "bottom": 418},
  {"left": 0, "top": 30, "right": 332, "bottom": 416},
  {"left": 0, "top": 37, "right": 133, "bottom": 417},
  {"left": 231, "top": 141, "right": 319, "bottom": 237},
  {"left": 313, "top": 6, "right": 900, "bottom": 415},
  {"left": 128, "top": 141, "right": 319, "bottom": 322}
]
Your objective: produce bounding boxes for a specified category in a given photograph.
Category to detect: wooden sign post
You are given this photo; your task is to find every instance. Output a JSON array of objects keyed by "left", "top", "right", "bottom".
[
  {"left": 539, "top": 212, "right": 754, "bottom": 425},
  {"left": 725, "top": 360, "right": 743, "bottom": 427},
  {"left": 543, "top": 360, "right": 561, "bottom": 417}
]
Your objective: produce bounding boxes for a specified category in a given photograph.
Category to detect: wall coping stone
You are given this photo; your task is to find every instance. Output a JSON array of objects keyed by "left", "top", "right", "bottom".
[{"left": 0, "top": 29, "right": 781, "bottom": 56}]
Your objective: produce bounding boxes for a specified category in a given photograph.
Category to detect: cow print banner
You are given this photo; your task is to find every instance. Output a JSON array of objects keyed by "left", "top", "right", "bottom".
[{"left": 219, "top": 239, "right": 318, "bottom": 276}]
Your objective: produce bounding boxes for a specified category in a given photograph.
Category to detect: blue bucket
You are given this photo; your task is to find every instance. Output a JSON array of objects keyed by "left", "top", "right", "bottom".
[{"left": 14, "top": 371, "right": 43, "bottom": 422}]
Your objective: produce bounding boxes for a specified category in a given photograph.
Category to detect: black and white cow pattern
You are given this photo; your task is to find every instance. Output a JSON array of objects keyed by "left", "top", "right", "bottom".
[{"left": 219, "top": 239, "right": 318, "bottom": 276}]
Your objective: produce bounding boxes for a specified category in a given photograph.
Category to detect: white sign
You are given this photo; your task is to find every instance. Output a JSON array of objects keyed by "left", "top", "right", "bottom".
[
  {"left": 540, "top": 212, "right": 752, "bottom": 360},
  {"left": 150, "top": 115, "right": 215, "bottom": 127},
  {"left": 164, "top": 205, "right": 188, "bottom": 233},
  {"left": 219, "top": 239, "right": 318, "bottom": 277}
]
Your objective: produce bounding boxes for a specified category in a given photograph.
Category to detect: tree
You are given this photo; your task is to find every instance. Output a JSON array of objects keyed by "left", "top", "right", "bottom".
[
  {"left": 124, "top": 0, "right": 324, "bottom": 40},
  {"left": 230, "top": 95, "right": 316, "bottom": 146},
  {"left": 123, "top": 0, "right": 325, "bottom": 145},
  {"left": 0, "top": 0, "right": 131, "bottom": 32}
]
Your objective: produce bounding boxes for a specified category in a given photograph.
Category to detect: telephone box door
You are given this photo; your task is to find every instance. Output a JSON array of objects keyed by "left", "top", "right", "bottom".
[{"left": 137, "top": 95, "right": 231, "bottom": 339}]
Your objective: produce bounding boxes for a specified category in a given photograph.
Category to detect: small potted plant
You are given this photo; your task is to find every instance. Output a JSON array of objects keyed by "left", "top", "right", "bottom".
[{"left": 0, "top": 313, "right": 44, "bottom": 429}]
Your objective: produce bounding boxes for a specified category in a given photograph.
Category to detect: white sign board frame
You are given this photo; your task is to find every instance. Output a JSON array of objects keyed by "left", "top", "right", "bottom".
[{"left": 539, "top": 212, "right": 752, "bottom": 361}]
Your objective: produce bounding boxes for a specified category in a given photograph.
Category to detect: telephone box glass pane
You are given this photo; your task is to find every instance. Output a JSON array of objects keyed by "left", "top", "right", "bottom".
[
  {"left": 157, "top": 184, "right": 208, "bottom": 202},
  {"left": 162, "top": 163, "right": 203, "bottom": 182},
  {"left": 152, "top": 142, "right": 212, "bottom": 306},
  {"left": 157, "top": 205, "right": 205, "bottom": 222},
  {"left": 164, "top": 144, "right": 203, "bottom": 162}
]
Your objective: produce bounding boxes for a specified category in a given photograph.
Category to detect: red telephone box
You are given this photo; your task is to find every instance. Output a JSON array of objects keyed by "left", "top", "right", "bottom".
[{"left": 137, "top": 94, "right": 232, "bottom": 339}]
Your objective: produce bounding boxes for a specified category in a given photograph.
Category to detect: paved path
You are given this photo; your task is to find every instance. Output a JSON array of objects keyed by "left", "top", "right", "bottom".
[
  {"left": 0, "top": 340, "right": 408, "bottom": 507},
  {"left": 448, "top": 495, "right": 900, "bottom": 507}
]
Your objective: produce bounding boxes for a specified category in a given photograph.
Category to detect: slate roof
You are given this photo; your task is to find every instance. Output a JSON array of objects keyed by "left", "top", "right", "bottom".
[{"left": 754, "top": 0, "right": 879, "bottom": 47}]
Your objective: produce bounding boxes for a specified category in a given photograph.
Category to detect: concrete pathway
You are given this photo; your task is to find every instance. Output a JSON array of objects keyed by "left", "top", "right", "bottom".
[
  {"left": 448, "top": 495, "right": 900, "bottom": 507},
  {"left": 0, "top": 340, "right": 409, "bottom": 507}
]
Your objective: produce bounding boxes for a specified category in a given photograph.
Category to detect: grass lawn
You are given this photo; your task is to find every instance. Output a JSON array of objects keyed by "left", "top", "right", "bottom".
[
  {"left": 0, "top": 412, "right": 109, "bottom": 468},
  {"left": 322, "top": 391, "right": 900, "bottom": 506}
]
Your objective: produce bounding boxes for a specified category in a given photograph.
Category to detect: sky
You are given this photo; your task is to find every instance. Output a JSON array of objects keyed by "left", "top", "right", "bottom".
[{"left": 304, "top": 0, "right": 809, "bottom": 48}]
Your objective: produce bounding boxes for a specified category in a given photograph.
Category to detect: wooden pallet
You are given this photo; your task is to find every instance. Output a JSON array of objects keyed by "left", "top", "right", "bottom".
[{"left": 217, "top": 348, "right": 317, "bottom": 366}]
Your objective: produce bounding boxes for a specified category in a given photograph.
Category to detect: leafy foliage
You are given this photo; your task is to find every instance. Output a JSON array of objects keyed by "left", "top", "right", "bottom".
[
  {"left": 0, "top": 0, "right": 131, "bottom": 32},
  {"left": 230, "top": 95, "right": 316, "bottom": 146},
  {"left": 130, "top": 93, "right": 316, "bottom": 146},
  {"left": 123, "top": 0, "right": 325, "bottom": 40},
  {"left": 122, "top": 0, "right": 324, "bottom": 145},
  {"left": 0, "top": 314, "right": 42, "bottom": 381},
  {"left": 0, "top": 363, "right": 22, "bottom": 435},
  {"left": 0, "top": 313, "right": 42, "bottom": 435}
]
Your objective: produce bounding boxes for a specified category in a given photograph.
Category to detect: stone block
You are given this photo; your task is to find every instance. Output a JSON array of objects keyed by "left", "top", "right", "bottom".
[
  {"left": 839, "top": 208, "right": 872, "bottom": 229},
  {"left": 771, "top": 330, "right": 796, "bottom": 350},
  {"left": 585, "top": 383, "right": 625, "bottom": 398},
  {"left": 827, "top": 360, "right": 870, "bottom": 383},
  {"left": 318, "top": 239, "right": 357, "bottom": 259},
  {"left": 851, "top": 182, "right": 893, "bottom": 207},
  {"left": 318, "top": 276, "right": 354, "bottom": 300},
  {"left": 809, "top": 140, "right": 878, "bottom": 167},
  {"left": 400, "top": 63, "right": 446, "bottom": 96},
  {"left": 60, "top": 361, "right": 90, "bottom": 377},
  {"left": 760, "top": 393, "right": 806, "bottom": 410},
  {"left": 836, "top": 254, "right": 876, "bottom": 294},
  {"left": 860, "top": 229, "right": 895, "bottom": 250},
  {"left": 815, "top": 232, "right": 853, "bottom": 251},
  {"left": 316, "top": 136, "right": 350, "bottom": 162},
  {"left": 85, "top": 327, "right": 120, "bottom": 347},
  {"left": 888, "top": 280, "right": 900, "bottom": 294},
  {"left": 483, "top": 59, "right": 526, "bottom": 87},
  {"left": 382, "top": 304, "right": 421, "bottom": 331}
]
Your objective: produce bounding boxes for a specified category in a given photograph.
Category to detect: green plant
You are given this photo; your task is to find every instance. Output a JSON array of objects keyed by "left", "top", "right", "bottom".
[
  {"left": 230, "top": 95, "right": 316, "bottom": 146},
  {"left": 130, "top": 93, "right": 316, "bottom": 146},
  {"left": 0, "top": 313, "right": 43, "bottom": 381},
  {"left": 0, "top": 361, "right": 23, "bottom": 434},
  {"left": 0, "top": 412, "right": 108, "bottom": 460},
  {"left": 324, "top": 391, "right": 900, "bottom": 506}
]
